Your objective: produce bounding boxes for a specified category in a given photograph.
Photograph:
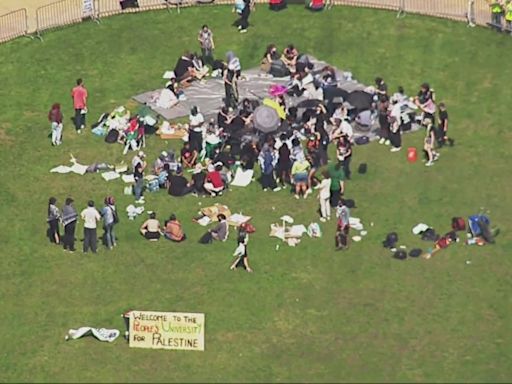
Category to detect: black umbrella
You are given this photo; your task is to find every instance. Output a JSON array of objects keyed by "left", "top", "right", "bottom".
[
  {"left": 323, "top": 87, "right": 350, "bottom": 103},
  {"left": 346, "top": 90, "right": 374, "bottom": 111},
  {"left": 296, "top": 99, "right": 322, "bottom": 109},
  {"left": 253, "top": 106, "right": 280, "bottom": 133}
]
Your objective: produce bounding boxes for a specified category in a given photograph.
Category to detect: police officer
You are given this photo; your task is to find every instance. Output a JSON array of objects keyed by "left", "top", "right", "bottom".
[
  {"left": 489, "top": 0, "right": 505, "bottom": 28},
  {"left": 505, "top": 0, "right": 512, "bottom": 32}
]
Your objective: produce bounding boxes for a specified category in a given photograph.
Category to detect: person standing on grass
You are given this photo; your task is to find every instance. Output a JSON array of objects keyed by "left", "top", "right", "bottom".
[
  {"left": 258, "top": 143, "right": 280, "bottom": 191},
  {"left": 423, "top": 118, "right": 439, "bottom": 167},
  {"left": 291, "top": 156, "right": 311, "bottom": 199},
  {"left": 71, "top": 78, "right": 88, "bottom": 134},
  {"left": 133, "top": 155, "right": 146, "bottom": 204},
  {"left": 230, "top": 234, "right": 253, "bottom": 272},
  {"left": 437, "top": 102, "right": 454, "bottom": 147},
  {"left": 315, "top": 170, "right": 331, "bottom": 222},
  {"left": 198, "top": 25, "right": 215, "bottom": 66},
  {"left": 48, "top": 103, "right": 63, "bottom": 146},
  {"left": 328, "top": 160, "right": 345, "bottom": 207},
  {"left": 101, "top": 196, "right": 117, "bottom": 250},
  {"left": 336, "top": 135, "right": 352, "bottom": 179},
  {"left": 62, "top": 197, "right": 78, "bottom": 252},
  {"left": 335, "top": 200, "right": 350, "bottom": 251},
  {"left": 81, "top": 200, "right": 101, "bottom": 254},
  {"left": 236, "top": 0, "right": 254, "bottom": 33},
  {"left": 47, "top": 197, "right": 61, "bottom": 245}
]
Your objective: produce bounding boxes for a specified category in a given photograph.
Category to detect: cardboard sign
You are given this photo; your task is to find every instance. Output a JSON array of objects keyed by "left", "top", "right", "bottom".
[
  {"left": 129, "top": 311, "right": 205, "bottom": 351},
  {"left": 82, "top": 0, "right": 94, "bottom": 18}
]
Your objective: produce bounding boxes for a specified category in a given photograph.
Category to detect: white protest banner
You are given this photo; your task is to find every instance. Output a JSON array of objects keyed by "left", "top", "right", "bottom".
[
  {"left": 129, "top": 311, "right": 205, "bottom": 351},
  {"left": 82, "top": 0, "right": 94, "bottom": 18}
]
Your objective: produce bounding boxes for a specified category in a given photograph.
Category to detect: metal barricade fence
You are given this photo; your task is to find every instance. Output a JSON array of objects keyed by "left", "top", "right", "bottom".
[
  {"left": 0, "top": 8, "right": 29, "bottom": 43},
  {"left": 0, "top": 0, "right": 501, "bottom": 44},
  {"left": 36, "top": 0, "right": 92, "bottom": 39},
  {"left": 97, "top": 0, "right": 181, "bottom": 17},
  {"left": 332, "top": 0, "right": 399, "bottom": 11}
]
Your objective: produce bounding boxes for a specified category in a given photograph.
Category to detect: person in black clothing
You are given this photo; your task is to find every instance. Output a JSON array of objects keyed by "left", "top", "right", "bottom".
[
  {"left": 336, "top": 135, "right": 352, "bottom": 179},
  {"left": 62, "top": 197, "right": 78, "bottom": 252},
  {"left": 237, "top": 0, "right": 254, "bottom": 33},
  {"left": 276, "top": 133, "right": 291, "bottom": 187},
  {"left": 375, "top": 77, "right": 388, "bottom": 102},
  {"left": 224, "top": 67, "right": 238, "bottom": 110},
  {"left": 240, "top": 140, "right": 259, "bottom": 170},
  {"left": 174, "top": 52, "right": 195, "bottom": 86},
  {"left": 377, "top": 97, "right": 390, "bottom": 145},
  {"left": 437, "top": 102, "right": 454, "bottom": 147},
  {"left": 314, "top": 104, "right": 329, "bottom": 166},
  {"left": 217, "top": 106, "right": 235, "bottom": 131},
  {"left": 190, "top": 164, "right": 206, "bottom": 195},
  {"left": 168, "top": 168, "right": 193, "bottom": 197}
]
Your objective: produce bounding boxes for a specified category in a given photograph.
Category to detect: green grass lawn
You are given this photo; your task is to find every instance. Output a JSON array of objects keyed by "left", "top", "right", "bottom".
[{"left": 0, "top": 5, "right": 511, "bottom": 382}]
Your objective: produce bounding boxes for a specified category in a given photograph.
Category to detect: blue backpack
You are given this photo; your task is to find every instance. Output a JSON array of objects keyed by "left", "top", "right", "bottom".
[{"left": 468, "top": 215, "right": 490, "bottom": 237}]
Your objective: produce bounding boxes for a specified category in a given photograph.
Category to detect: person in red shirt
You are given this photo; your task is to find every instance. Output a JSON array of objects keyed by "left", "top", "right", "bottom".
[
  {"left": 48, "top": 103, "right": 63, "bottom": 146},
  {"left": 71, "top": 78, "right": 88, "bottom": 133},
  {"left": 203, "top": 163, "right": 225, "bottom": 196}
]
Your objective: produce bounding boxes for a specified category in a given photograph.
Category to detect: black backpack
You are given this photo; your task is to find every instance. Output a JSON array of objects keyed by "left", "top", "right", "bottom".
[
  {"left": 393, "top": 250, "right": 407, "bottom": 260},
  {"left": 355, "top": 136, "right": 369, "bottom": 145},
  {"left": 409, "top": 248, "right": 422, "bottom": 258},
  {"left": 199, "top": 232, "right": 213, "bottom": 244},
  {"left": 383, "top": 232, "right": 398, "bottom": 248},
  {"left": 358, "top": 163, "right": 367, "bottom": 174}
]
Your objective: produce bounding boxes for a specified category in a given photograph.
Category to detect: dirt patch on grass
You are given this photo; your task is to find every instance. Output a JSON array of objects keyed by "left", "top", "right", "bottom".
[{"left": 0, "top": 123, "right": 13, "bottom": 144}]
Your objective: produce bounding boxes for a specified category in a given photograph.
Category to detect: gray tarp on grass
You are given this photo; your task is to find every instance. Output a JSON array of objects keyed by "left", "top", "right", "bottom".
[{"left": 132, "top": 56, "right": 421, "bottom": 140}]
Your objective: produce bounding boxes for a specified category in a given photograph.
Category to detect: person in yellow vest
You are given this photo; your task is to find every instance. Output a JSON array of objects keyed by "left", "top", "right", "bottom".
[
  {"left": 505, "top": 0, "right": 512, "bottom": 31},
  {"left": 489, "top": 0, "right": 505, "bottom": 28}
]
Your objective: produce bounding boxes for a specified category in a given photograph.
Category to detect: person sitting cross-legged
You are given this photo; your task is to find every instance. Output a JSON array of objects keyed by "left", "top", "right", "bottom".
[
  {"left": 209, "top": 214, "right": 229, "bottom": 241},
  {"left": 140, "top": 212, "right": 162, "bottom": 241},
  {"left": 167, "top": 167, "right": 194, "bottom": 197},
  {"left": 204, "top": 163, "right": 225, "bottom": 196},
  {"left": 181, "top": 142, "right": 198, "bottom": 168},
  {"left": 164, "top": 214, "right": 186, "bottom": 242}
]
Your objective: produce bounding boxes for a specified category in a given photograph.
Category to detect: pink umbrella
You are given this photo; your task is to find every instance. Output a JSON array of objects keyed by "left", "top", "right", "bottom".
[{"left": 269, "top": 84, "right": 288, "bottom": 97}]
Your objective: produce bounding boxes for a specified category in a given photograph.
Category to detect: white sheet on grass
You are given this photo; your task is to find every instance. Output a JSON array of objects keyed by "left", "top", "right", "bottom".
[
  {"left": 70, "top": 163, "right": 88, "bottom": 175},
  {"left": 101, "top": 171, "right": 120, "bottom": 181},
  {"left": 196, "top": 216, "right": 212, "bottom": 226},
  {"left": 50, "top": 163, "right": 88, "bottom": 175},
  {"left": 230, "top": 168, "right": 254, "bottom": 187},
  {"left": 66, "top": 327, "right": 120, "bottom": 342},
  {"left": 122, "top": 174, "right": 135, "bottom": 183},
  {"left": 50, "top": 165, "right": 72, "bottom": 174}
]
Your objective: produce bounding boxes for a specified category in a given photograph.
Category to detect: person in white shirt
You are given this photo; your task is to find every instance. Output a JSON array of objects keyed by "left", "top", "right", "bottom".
[
  {"left": 188, "top": 106, "right": 205, "bottom": 154},
  {"left": 230, "top": 234, "right": 252, "bottom": 272},
  {"left": 131, "top": 151, "right": 146, "bottom": 171},
  {"left": 315, "top": 171, "right": 331, "bottom": 222},
  {"left": 81, "top": 200, "right": 101, "bottom": 253}
]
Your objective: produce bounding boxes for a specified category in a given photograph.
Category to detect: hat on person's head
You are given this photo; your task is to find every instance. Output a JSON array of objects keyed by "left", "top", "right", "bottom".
[
  {"left": 138, "top": 151, "right": 145, "bottom": 158},
  {"left": 207, "top": 163, "right": 215, "bottom": 172},
  {"left": 160, "top": 151, "right": 168, "bottom": 159}
]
